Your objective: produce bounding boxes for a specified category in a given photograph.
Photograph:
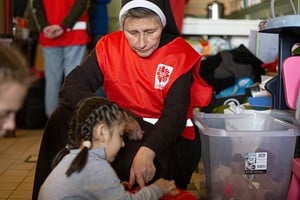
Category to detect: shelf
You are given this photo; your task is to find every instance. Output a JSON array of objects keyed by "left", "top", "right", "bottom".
[
  {"left": 182, "top": 17, "right": 261, "bottom": 36},
  {"left": 226, "top": 0, "right": 300, "bottom": 19}
]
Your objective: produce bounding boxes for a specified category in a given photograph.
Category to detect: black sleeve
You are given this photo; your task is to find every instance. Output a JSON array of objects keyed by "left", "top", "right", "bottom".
[
  {"left": 32, "top": 0, "right": 48, "bottom": 31},
  {"left": 32, "top": 0, "right": 88, "bottom": 31},
  {"left": 142, "top": 69, "right": 192, "bottom": 154},
  {"left": 59, "top": 50, "right": 104, "bottom": 111},
  {"left": 62, "top": 0, "right": 89, "bottom": 28}
]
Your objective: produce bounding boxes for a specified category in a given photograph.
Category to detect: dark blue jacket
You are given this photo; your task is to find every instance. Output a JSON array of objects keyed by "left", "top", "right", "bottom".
[{"left": 89, "top": 0, "right": 110, "bottom": 36}]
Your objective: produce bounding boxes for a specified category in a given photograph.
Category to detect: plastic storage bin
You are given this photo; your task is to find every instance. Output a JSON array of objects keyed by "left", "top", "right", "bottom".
[{"left": 193, "top": 112, "right": 300, "bottom": 200}]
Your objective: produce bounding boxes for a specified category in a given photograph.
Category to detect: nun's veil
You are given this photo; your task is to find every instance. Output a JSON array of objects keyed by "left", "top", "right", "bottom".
[
  {"left": 120, "top": 0, "right": 180, "bottom": 36},
  {"left": 163, "top": 0, "right": 181, "bottom": 36}
]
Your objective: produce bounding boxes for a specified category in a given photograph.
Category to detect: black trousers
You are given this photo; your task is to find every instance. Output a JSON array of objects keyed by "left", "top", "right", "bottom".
[
  {"left": 32, "top": 105, "right": 72, "bottom": 200},
  {"left": 112, "top": 120, "right": 201, "bottom": 189}
]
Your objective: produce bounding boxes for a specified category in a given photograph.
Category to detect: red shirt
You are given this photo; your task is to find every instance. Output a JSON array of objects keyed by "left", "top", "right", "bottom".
[
  {"left": 96, "top": 31, "right": 212, "bottom": 139},
  {"left": 39, "top": 0, "right": 90, "bottom": 46}
]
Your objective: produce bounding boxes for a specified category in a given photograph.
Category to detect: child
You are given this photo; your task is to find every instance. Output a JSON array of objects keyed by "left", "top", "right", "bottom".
[
  {"left": 0, "top": 43, "right": 32, "bottom": 137},
  {"left": 38, "top": 97, "right": 177, "bottom": 199}
]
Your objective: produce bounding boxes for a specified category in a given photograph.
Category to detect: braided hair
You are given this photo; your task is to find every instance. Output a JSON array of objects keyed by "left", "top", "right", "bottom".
[{"left": 52, "top": 97, "right": 125, "bottom": 177}]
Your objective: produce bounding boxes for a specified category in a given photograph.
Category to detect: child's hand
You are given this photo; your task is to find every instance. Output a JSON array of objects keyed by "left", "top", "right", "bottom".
[
  {"left": 122, "top": 181, "right": 131, "bottom": 190},
  {"left": 154, "top": 178, "right": 178, "bottom": 195}
]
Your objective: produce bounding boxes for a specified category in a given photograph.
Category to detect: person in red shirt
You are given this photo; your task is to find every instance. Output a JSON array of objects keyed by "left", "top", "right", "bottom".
[
  {"left": 32, "top": 0, "right": 212, "bottom": 199},
  {"left": 32, "top": 0, "right": 90, "bottom": 118}
]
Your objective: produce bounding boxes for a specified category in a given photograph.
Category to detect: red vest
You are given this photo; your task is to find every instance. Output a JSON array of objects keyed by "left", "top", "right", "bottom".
[
  {"left": 96, "top": 31, "right": 212, "bottom": 139},
  {"left": 39, "top": 0, "right": 90, "bottom": 46}
]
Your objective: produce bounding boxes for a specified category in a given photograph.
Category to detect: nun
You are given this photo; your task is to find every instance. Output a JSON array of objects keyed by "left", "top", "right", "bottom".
[{"left": 32, "top": 0, "right": 211, "bottom": 199}]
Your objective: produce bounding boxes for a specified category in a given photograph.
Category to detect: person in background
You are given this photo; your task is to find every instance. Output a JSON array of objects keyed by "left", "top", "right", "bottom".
[
  {"left": 87, "top": 0, "right": 111, "bottom": 96},
  {"left": 32, "top": 0, "right": 90, "bottom": 118},
  {"left": 38, "top": 96, "right": 177, "bottom": 200},
  {"left": 0, "top": 43, "right": 32, "bottom": 137},
  {"left": 32, "top": 0, "right": 212, "bottom": 199},
  {"left": 88, "top": 0, "right": 111, "bottom": 51}
]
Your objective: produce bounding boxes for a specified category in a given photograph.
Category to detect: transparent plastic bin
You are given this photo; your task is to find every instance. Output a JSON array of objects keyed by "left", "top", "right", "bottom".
[{"left": 193, "top": 112, "right": 300, "bottom": 200}]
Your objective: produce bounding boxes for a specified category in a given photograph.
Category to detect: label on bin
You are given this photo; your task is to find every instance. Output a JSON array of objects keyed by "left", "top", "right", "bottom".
[{"left": 244, "top": 152, "right": 267, "bottom": 174}]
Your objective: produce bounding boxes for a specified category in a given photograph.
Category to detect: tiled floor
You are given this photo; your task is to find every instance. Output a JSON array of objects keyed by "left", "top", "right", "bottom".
[
  {"left": 0, "top": 129, "right": 205, "bottom": 200},
  {"left": 0, "top": 129, "right": 43, "bottom": 200}
]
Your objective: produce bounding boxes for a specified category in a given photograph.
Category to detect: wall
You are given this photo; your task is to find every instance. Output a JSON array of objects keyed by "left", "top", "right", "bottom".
[
  {"left": 184, "top": 0, "right": 300, "bottom": 19},
  {"left": 227, "top": 0, "right": 300, "bottom": 19},
  {"left": 106, "top": 0, "right": 241, "bottom": 31},
  {"left": 184, "top": 0, "right": 241, "bottom": 18}
]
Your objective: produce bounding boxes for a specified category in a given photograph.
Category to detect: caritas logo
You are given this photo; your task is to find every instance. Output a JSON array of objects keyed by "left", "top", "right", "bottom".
[{"left": 154, "top": 64, "right": 173, "bottom": 89}]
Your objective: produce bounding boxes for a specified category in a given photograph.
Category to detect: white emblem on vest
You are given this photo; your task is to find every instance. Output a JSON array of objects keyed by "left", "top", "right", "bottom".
[{"left": 154, "top": 64, "right": 173, "bottom": 89}]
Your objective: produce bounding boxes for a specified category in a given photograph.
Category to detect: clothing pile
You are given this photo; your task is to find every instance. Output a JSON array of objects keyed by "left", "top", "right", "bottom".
[{"left": 199, "top": 44, "right": 266, "bottom": 112}]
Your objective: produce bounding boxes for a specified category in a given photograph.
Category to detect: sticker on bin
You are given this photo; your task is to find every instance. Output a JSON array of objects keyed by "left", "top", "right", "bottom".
[{"left": 244, "top": 152, "right": 267, "bottom": 174}]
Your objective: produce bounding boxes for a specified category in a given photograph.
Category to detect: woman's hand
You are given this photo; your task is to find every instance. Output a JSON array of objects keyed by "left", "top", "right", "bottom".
[
  {"left": 125, "top": 118, "right": 144, "bottom": 141},
  {"left": 43, "top": 25, "right": 64, "bottom": 39},
  {"left": 129, "top": 146, "right": 156, "bottom": 188},
  {"left": 49, "top": 25, "right": 64, "bottom": 38},
  {"left": 43, "top": 26, "right": 54, "bottom": 39}
]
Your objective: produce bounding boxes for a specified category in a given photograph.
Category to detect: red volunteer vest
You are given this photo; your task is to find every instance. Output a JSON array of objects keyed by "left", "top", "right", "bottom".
[
  {"left": 39, "top": 0, "right": 90, "bottom": 46},
  {"left": 96, "top": 31, "right": 212, "bottom": 139}
]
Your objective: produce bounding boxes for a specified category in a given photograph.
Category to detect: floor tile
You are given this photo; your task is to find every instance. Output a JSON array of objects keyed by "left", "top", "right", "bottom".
[{"left": 0, "top": 129, "right": 43, "bottom": 200}]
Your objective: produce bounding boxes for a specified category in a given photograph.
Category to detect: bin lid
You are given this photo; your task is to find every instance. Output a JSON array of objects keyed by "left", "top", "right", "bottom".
[{"left": 193, "top": 112, "right": 300, "bottom": 137}]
